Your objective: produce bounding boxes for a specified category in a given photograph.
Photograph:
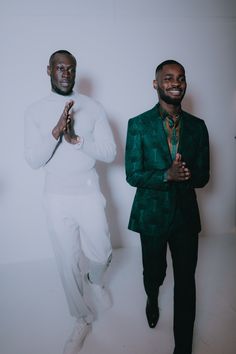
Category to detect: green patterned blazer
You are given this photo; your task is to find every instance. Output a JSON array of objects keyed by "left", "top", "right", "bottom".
[{"left": 125, "top": 104, "right": 210, "bottom": 237}]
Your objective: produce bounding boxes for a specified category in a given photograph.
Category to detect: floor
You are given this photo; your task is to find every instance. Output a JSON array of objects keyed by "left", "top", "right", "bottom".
[{"left": 0, "top": 233, "right": 236, "bottom": 354}]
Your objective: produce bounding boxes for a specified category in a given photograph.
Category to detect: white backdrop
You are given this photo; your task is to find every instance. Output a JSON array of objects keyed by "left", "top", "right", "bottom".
[{"left": 0, "top": 0, "right": 235, "bottom": 264}]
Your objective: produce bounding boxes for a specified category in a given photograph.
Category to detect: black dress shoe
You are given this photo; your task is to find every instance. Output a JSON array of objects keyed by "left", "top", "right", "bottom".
[{"left": 145, "top": 298, "right": 159, "bottom": 328}]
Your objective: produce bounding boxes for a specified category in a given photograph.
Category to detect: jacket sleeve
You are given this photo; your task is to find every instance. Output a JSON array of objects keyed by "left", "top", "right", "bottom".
[
  {"left": 188, "top": 121, "right": 210, "bottom": 188},
  {"left": 125, "top": 118, "right": 168, "bottom": 190},
  {"left": 24, "top": 107, "right": 59, "bottom": 169}
]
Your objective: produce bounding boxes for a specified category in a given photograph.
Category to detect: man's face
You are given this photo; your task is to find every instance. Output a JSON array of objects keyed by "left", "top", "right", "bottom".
[
  {"left": 47, "top": 54, "right": 76, "bottom": 96},
  {"left": 153, "top": 64, "right": 187, "bottom": 106}
]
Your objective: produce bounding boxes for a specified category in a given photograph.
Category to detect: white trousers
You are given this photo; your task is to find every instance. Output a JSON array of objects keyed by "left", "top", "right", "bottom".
[{"left": 43, "top": 191, "right": 112, "bottom": 323}]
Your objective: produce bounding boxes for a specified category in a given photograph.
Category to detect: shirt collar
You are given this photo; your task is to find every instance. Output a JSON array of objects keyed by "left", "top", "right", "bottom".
[
  {"left": 158, "top": 102, "right": 182, "bottom": 119},
  {"left": 157, "top": 103, "right": 182, "bottom": 128},
  {"left": 48, "top": 90, "right": 81, "bottom": 110},
  {"left": 49, "top": 90, "right": 77, "bottom": 100}
]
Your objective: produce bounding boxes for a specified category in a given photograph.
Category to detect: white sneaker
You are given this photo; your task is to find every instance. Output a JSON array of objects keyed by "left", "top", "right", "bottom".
[
  {"left": 84, "top": 275, "right": 112, "bottom": 315},
  {"left": 63, "top": 319, "right": 91, "bottom": 354}
]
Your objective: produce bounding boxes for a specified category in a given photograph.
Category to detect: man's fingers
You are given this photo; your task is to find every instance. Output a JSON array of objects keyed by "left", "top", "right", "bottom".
[
  {"left": 62, "top": 101, "right": 73, "bottom": 118},
  {"left": 175, "top": 153, "right": 182, "bottom": 162},
  {"left": 65, "top": 100, "right": 74, "bottom": 112}
]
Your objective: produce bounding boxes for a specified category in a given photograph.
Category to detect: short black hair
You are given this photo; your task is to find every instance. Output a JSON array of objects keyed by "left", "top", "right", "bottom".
[
  {"left": 155, "top": 60, "right": 185, "bottom": 77},
  {"left": 49, "top": 50, "right": 77, "bottom": 67}
]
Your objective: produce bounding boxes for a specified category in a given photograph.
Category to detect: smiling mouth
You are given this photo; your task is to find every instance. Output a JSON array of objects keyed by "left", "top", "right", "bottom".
[{"left": 168, "top": 90, "right": 182, "bottom": 96}]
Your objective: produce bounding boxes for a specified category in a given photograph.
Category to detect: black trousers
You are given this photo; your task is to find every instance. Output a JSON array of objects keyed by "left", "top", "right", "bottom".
[{"left": 140, "top": 224, "right": 198, "bottom": 354}]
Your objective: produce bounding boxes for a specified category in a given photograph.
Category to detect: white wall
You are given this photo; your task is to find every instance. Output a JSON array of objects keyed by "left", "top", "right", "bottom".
[{"left": 0, "top": 0, "right": 235, "bottom": 264}]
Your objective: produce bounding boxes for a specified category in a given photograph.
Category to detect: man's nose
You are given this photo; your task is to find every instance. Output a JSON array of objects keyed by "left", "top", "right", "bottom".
[
  {"left": 172, "top": 79, "right": 180, "bottom": 87},
  {"left": 62, "top": 69, "right": 70, "bottom": 77},
  {"left": 172, "top": 80, "right": 181, "bottom": 87}
]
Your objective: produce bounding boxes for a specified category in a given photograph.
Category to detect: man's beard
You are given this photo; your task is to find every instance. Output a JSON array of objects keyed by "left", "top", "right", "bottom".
[{"left": 158, "top": 87, "right": 185, "bottom": 106}]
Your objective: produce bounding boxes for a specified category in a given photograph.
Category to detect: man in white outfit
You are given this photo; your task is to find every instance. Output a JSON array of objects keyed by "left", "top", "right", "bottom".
[{"left": 24, "top": 50, "right": 116, "bottom": 353}]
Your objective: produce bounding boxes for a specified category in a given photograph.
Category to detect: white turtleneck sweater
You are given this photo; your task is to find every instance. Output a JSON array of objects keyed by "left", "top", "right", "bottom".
[{"left": 24, "top": 91, "right": 116, "bottom": 195}]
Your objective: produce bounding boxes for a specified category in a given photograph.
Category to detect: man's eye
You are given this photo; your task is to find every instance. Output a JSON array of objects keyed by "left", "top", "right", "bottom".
[{"left": 56, "top": 67, "right": 75, "bottom": 73}]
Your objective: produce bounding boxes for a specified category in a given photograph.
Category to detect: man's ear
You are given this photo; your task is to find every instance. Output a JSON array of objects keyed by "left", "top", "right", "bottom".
[
  {"left": 153, "top": 79, "right": 158, "bottom": 89},
  {"left": 47, "top": 65, "right": 51, "bottom": 76}
]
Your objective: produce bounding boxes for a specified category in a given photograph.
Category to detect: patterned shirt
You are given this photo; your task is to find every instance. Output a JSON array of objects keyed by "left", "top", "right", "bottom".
[{"left": 159, "top": 104, "right": 182, "bottom": 161}]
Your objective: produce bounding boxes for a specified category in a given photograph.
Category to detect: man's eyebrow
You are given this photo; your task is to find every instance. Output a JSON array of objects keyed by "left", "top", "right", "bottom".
[{"left": 56, "top": 63, "right": 75, "bottom": 66}]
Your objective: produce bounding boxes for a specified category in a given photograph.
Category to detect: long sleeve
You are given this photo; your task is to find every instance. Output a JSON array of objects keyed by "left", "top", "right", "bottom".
[
  {"left": 188, "top": 121, "right": 210, "bottom": 188},
  {"left": 24, "top": 107, "right": 59, "bottom": 169},
  {"left": 79, "top": 106, "right": 116, "bottom": 163}
]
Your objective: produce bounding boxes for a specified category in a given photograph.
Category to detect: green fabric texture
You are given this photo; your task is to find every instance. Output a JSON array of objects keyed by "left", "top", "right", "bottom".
[{"left": 125, "top": 104, "right": 210, "bottom": 237}]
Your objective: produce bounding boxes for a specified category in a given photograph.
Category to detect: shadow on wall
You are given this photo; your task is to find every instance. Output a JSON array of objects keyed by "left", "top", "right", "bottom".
[
  {"left": 96, "top": 119, "right": 124, "bottom": 248},
  {"left": 78, "top": 77, "right": 124, "bottom": 248},
  {"left": 0, "top": 177, "right": 5, "bottom": 199},
  {"left": 77, "top": 77, "right": 94, "bottom": 97}
]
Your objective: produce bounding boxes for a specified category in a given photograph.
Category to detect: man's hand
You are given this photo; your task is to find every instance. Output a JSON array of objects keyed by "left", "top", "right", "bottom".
[
  {"left": 52, "top": 100, "right": 75, "bottom": 141},
  {"left": 167, "top": 153, "right": 191, "bottom": 181}
]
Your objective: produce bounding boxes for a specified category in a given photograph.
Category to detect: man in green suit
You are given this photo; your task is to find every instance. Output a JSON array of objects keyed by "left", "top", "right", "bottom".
[{"left": 125, "top": 60, "right": 210, "bottom": 354}]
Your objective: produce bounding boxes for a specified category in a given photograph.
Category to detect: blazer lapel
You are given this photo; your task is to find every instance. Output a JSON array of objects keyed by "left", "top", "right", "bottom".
[
  {"left": 145, "top": 105, "right": 172, "bottom": 165},
  {"left": 178, "top": 112, "right": 196, "bottom": 162}
]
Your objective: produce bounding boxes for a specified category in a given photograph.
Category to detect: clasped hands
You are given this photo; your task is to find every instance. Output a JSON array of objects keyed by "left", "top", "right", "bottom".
[
  {"left": 167, "top": 153, "right": 191, "bottom": 182},
  {"left": 52, "top": 100, "right": 79, "bottom": 144}
]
